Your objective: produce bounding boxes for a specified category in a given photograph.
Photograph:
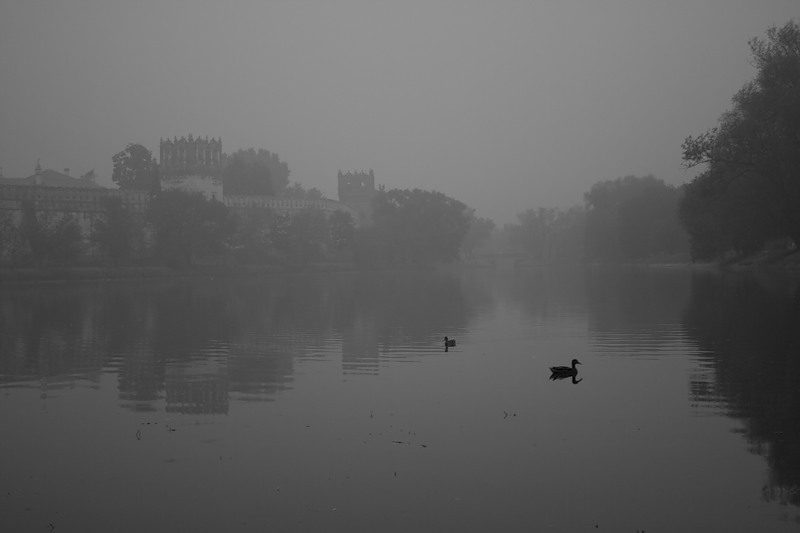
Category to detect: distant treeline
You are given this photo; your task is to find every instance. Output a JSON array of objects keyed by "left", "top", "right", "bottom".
[
  {"left": 500, "top": 174, "right": 688, "bottom": 264},
  {"left": 502, "top": 20, "right": 800, "bottom": 265},
  {"left": 3, "top": 21, "right": 796, "bottom": 271},
  {"left": 0, "top": 186, "right": 485, "bottom": 269}
]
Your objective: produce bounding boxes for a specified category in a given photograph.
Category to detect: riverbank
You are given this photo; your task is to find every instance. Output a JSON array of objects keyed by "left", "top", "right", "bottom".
[
  {"left": 3, "top": 250, "right": 798, "bottom": 284},
  {"left": 0, "top": 262, "right": 357, "bottom": 285},
  {"left": 721, "top": 248, "right": 800, "bottom": 270}
]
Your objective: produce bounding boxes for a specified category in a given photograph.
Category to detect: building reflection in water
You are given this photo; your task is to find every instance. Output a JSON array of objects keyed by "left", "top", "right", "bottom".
[{"left": 0, "top": 270, "right": 489, "bottom": 412}]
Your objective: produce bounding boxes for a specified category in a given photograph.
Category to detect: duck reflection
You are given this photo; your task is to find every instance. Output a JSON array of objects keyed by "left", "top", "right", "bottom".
[
  {"left": 549, "top": 373, "right": 582, "bottom": 384},
  {"left": 549, "top": 359, "right": 582, "bottom": 384}
]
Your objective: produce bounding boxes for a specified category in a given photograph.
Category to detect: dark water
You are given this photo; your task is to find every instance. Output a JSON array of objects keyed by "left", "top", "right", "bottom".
[{"left": 1, "top": 267, "right": 799, "bottom": 532}]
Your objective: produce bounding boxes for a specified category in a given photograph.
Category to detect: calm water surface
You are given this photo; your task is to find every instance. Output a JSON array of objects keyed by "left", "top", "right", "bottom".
[{"left": 1, "top": 267, "right": 799, "bottom": 532}]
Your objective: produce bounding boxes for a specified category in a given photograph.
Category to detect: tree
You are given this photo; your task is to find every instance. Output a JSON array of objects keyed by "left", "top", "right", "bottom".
[
  {"left": 91, "top": 197, "right": 139, "bottom": 265},
  {"left": 48, "top": 215, "right": 83, "bottom": 265},
  {"left": 460, "top": 211, "right": 495, "bottom": 259},
  {"left": 222, "top": 148, "right": 290, "bottom": 196},
  {"left": 370, "top": 188, "right": 471, "bottom": 264},
  {"left": 682, "top": 20, "right": 800, "bottom": 248},
  {"left": 506, "top": 206, "right": 586, "bottom": 262},
  {"left": 285, "top": 208, "right": 331, "bottom": 264},
  {"left": 223, "top": 152, "right": 273, "bottom": 196},
  {"left": 112, "top": 143, "right": 160, "bottom": 192},
  {"left": 0, "top": 211, "right": 26, "bottom": 266},
  {"left": 147, "top": 190, "right": 233, "bottom": 266},
  {"left": 80, "top": 169, "right": 96, "bottom": 184},
  {"left": 19, "top": 201, "right": 83, "bottom": 267},
  {"left": 283, "top": 182, "right": 324, "bottom": 200},
  {"left": 230, "top": 208, "right": 277, "bottom": 264},
  {"left": 679, "top": 169, "right": 783, "bottom": 260},
  {"left": 328, "top": 210, "right": 355, "bottom": 252},
  {"left": 584, "top": 175, "right": 688, "bottom": 262}
]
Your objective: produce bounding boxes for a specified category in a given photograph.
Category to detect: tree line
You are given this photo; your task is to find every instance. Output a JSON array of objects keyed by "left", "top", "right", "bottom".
[
  {"left": 4, "top": 21, "right": 795, "bottom": 269},
  {"left": 0, "top": 186, "right": 487, "bottom": 269},
  {"left": 680, "top": 20, "right": 799, "bottom": 260},
  {"left": 503, "top": 20, "right": 799, "bottom": 265},
  {"left": 501, "top": 174, "right": 688, "bottom": 264}
]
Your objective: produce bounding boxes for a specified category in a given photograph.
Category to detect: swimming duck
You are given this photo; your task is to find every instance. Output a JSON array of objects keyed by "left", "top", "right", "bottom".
[
  {"left": 550, "top": 359, "right": 581, "bottom": 375},
  {"left": 444, "top": 336, "right": 456, "bottom": 348}
]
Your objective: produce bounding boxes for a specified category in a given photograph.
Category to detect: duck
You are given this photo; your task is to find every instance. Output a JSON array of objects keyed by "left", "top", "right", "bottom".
[
  {"left": 550, "top": 359, "right": 581, "bottom": 375},
  {"left": 444, "top": 336, "right": 456, "bottom": 348}
]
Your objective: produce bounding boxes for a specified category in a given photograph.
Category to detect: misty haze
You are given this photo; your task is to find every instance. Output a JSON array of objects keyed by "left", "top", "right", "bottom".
[{"left": 2, "top": 2, "right": 800, "bottom": 532}]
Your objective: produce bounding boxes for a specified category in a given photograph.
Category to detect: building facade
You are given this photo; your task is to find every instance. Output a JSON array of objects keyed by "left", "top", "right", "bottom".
[
  {"left": 337, "top": 169, "right": 377, "bottom": 226},
  {"left": 159, "top": 135, "right": 223, "bottom": 199}
]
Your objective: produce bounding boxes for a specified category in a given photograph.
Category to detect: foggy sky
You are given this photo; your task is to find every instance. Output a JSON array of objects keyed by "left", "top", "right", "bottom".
[{"left": 1, "top": 1, "right": 796, "bottom": 225}]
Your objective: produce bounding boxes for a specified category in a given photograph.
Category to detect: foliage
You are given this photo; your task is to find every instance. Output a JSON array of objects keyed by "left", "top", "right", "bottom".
[
  {"left": 328, "top": 210, "right": 355, "bottom": 251},
  {"left": 681, "top": 20, "right": 800, "bottom": 252},
  {"left": 0, "top": 212, "right": 26, "bottom": 266},
  {"left": 283, "top": 209, "right": 331, "bottom": 264},
  {"left": 460, "top": 211, "right": 495, "bottom": 258},
  {"left": 369, "top": 188, "right": 471, "bottom": 264},
  {"left": 584, "top": 175, "right": 688, "bottom": 262},
  {"left": 506, "top": 206, "right": 586, "bottom": 262},
  {"left": 147, "top": 190, "right": 234, "bottom": 266},
  {"left": 223, "top": 148, "right": 290, "bottom": 196},
  {"left": 230, "top": 208, "right": 277, "bottom": 264},
  {"left": 112, "top": 143, "right": 160, "bottom": 192},
  {"left": 91, "top": 197, "right": 140, "bottom": 265},
  {"left": 223, "top": 152, "right": 274, "bottom": 196},
  {"left": 679, "top": 169, "right": 783, "bottom": 260},
  {"left": 282, "top": 182, "right": 324, "bottom": 200},
  {"left": 19, "top": 200, "right": 83, "bottom": 267}
]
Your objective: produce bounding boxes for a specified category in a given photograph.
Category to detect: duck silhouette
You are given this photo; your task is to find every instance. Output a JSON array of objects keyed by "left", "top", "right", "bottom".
[
  {"left": 444, "top": 336, "right": 456, "bottom": 348},
  {"left": 550, "top": 359, "right": 581, "bottom": 377},
  {"left": 549, "top": 372, "right": 583, "bottom": 384}
]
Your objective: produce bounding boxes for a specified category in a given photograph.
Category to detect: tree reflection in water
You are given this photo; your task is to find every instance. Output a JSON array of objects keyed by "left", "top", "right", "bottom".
[
  {"left": 0, "top": 270, "right": 488, "bottom": 414},
  {"left": 684, "top": 270, "right": 800, "bottom": 507}
]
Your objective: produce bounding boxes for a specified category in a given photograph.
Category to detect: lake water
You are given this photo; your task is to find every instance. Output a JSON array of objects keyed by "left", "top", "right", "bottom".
[{"left": 1, "top": 266, "right": 799, "bottom": 532}]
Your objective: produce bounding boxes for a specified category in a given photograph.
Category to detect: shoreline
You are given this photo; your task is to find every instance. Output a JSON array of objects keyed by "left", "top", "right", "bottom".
[{"left": 2, "top": 250, "right": 798, "bottom": 285}]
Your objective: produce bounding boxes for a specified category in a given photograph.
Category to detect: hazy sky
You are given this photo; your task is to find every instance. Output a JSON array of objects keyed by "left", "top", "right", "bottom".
[{"left": 1, "top": 1, "right": 796, "bottom": 225}]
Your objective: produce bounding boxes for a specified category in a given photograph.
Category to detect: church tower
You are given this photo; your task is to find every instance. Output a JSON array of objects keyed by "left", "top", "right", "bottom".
[
  {"left": 160, "top": 135, "right": 223, "bottom": 199},
  {"left": 338, "top": 169, "right": 376, "bottom": 225}
]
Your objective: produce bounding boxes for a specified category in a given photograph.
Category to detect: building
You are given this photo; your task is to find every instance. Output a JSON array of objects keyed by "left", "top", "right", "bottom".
[
  {"left": 159, "top": 135, "right": 223, "bottom": 200},
  {"left": 338, "top": 169, "right": 377, "bottom": 226}
]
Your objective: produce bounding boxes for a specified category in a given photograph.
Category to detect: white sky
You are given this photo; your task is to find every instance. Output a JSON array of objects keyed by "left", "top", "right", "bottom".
[{"left": 1, "top": 0, "right": 797, "bottom": 225}]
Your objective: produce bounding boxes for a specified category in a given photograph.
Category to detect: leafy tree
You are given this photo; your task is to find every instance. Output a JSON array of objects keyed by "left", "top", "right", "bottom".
[
  {"left": 283, "top": 182, "right": 324, "bottom": 200},
  {"left": 506, "top": 206, "right": 586, "bottom": 262},
  {"left": 329, "top": 210, "right": 355, "bottom": 252},
  {"left": 0, "top": 212, "right": 26, "bottom": 266},
  {"left": 370, "top": 188, "right": 471, "bottom": 264},
  {"left": 679, "top": 169, "right": 783, "bottom": 260},
  {"left": 682, "top": 20, "right": 800, "bottom": 249},
  {"left": 584, "top": 175, "right": 687, "bottom": 262},
  {"left": 91, "top": 197, "right": 139, "bottom": 265},
  {"left": 460, "top": 211, "right": 495, "bottom": 259},
  {"left": 507, "top": 208, "right": 557, "bottom": 259},
  {"left": 147, "top": 190, "right": 233, "bottom": 266},
  {"left": 112, "top": 143, "right": 160, "bottom": 192},
  {"left": 223, "top": 152, "right": 273, "bottom": 196},
  {"left": 20, "top": 200, "right": 47, "bottom": 267},
  {"left": 285, "top": 209, "right": 331, "bottom": 264},
  {"left": 19, "top": 201, "right": 83, "bottom": 267},
  {"left": 230, "top": 208, "right": 277, "bottom": 264},
  {"left": 48, "top": 215, "right": 83, "bottom": 265},
  {"left": 80, "top": 169, "right": 96, "bottom": 184},
  {"left": 223, "top": 148, "right": 290, "bottom": 196},
  {"left": 269, "top": 212, "right": 293, "bottom": 257}
]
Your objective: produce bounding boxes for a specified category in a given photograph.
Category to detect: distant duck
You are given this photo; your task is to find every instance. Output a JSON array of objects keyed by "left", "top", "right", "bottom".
[
  {"left": 444, "top": 336, "right": 456, "bottom": 348},
  {"left": 550, "top": 359, "right": 581, "bottom": 376}
]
